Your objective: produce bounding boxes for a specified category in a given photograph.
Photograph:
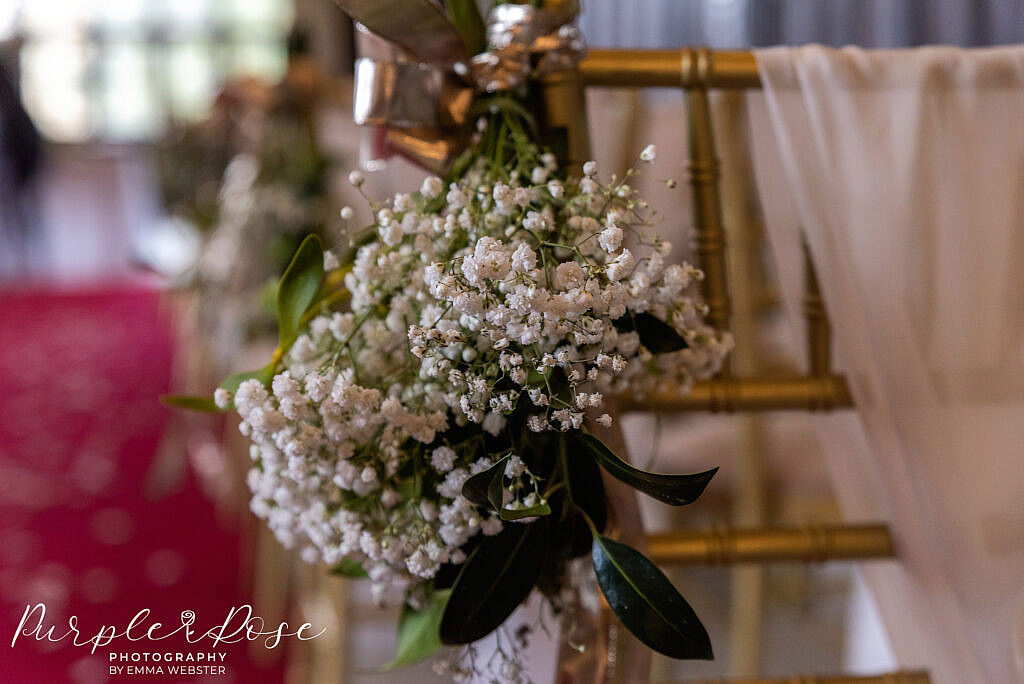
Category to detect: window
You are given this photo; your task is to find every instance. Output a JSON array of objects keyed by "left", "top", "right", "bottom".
[{"left": 2, "top": 0, "right": 293, "bottom": 142}]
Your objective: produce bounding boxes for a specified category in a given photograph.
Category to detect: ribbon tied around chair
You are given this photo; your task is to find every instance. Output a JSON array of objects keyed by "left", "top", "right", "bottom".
[{"left": 337, "top": 0, "right": 585, "bottom": 172}]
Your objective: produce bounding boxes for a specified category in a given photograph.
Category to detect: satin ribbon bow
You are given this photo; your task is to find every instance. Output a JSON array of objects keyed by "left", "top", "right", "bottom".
[{"left": 336, "top": 0, "right": 583, "bottom": 172}]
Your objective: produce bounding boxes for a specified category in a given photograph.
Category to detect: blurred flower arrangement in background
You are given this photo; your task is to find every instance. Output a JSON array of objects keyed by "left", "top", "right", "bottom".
[{"left": 156, "top": 52, "right": 340, "bottom": 367}]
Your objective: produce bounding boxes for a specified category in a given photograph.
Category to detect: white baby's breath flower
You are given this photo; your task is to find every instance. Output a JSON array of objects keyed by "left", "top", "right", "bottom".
[
  {"left": 640, "top": 144, "right": 657, "bottom": 162},
  {"left": 527, "top": 415, "right": 549, "bottom": 432},
  {"left": 339, "top": 205, "right": 354, "bottom": 220},
  {"left": 393, "top": 193, "right": 413, "bottom": 212},
  {"left": 555, "top": 261, "right": 585, "bottom": 290},
  {"left": 431, "top": 446, "right": 456, "bottom": 473},
  {"left": 598, "top": 225, "right": 623, "bottom": 253},
  {"left": 348, "top": 170, "right": 365, "bottom": 187},
  {"left": 606, "top": 249, "right": 635, "bottom": 282},
  {"left": 583, "top": 160, "right": 597, "bottom": 176},
  {"left": 214, "top": 388, "right": 232, "bottom": 409},
  {"left": 420, "top": 175, "right": 444, "bottom": 199}
]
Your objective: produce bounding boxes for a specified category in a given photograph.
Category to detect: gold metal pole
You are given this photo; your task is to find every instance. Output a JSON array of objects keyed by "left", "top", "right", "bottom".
[
  {"left": 621, "top": 375, "right": 852, "bottom": 413},
  {"left": 717, "top": 90, "right": 767, "bottom": 678},
  {"left": 671, "top": 671, "right": 930, "bottom": 684},
  {"left": 687, "top": 48, "right": 732, "bottom": 366},
  {"left": 538, "top": 68, "right": 592, "bottom": 173},
  {"left": 647, "top": 524, "right": 894, "bottom": 566},
  {"left": 581, "top": 49, "right": 761, "bottom": 89},
  {"left": 304, "top": 572, "right": 349, "bottom": 684}
]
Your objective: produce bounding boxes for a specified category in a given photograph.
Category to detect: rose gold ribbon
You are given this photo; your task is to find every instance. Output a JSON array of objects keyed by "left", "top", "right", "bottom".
[{"left": 336, "top": 0, "right": 584, "bottom": 172}]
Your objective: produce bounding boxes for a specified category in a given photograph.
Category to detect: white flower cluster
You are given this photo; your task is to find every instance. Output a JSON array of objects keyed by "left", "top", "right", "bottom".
[{"left": 222, "top": 142, "right": 731, "bottom": 606}]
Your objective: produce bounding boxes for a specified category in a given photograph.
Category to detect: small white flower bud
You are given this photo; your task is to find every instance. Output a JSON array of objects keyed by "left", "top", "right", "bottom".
[
  {"left": 420, "top": 175, "right": 443, "bottom": 199},
  {"left": 213, "top": 388, "right": 232, "bottom": 409}
]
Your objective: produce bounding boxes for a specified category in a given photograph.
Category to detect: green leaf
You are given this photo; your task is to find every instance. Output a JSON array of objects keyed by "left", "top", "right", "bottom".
[
  {"left": 258, "top": 277, "right": 279, "bottom": 318},
  {"left": 329, "top": 558, "right": 368, "bottom": 579},
  {"left": 469, "top": 95, "right": 539, "bottom": 138},
  {"left": 447, "top": 0, "right": 486, "bottom": 56},
  {"left": 159, "top": 394, "right": 223, "bottom": 412},
  {"left": 558, "top": 435, "right": 608, "bottom": 558},
  {"left": 461, "top": 455, "right": 509, "bottom": 509},
  {"left": 219, "top": 363, "right": 275, "bottom": 392},
  {"left": 277, "top": 234, "right": 325, "bottom": 345},
  {"left": 499, "top": 501, "right": 552, "bottom": 521},
  {"left": 384, "top": 590, "right": 452, "bottom": 670},
  {"left": 581, "top": 432, "right": 717, "bottom": 506},
  {"left": 487, "top": 466, "right": 506, "bottom": 511},
  {"left": 525, "top": 365, "right": 552, "bottom": 386},
  {"left": 441, "top": 518, "right": 549, "bottom": 644},
  {"left": 396, "top": 476, "right": 421, "bottom": 502},
  {"left": 613, "top": 312, "right": 689, "bottom": 354},
  {"left": 592, "top": 535, "right": 712, "bottom": 660}
]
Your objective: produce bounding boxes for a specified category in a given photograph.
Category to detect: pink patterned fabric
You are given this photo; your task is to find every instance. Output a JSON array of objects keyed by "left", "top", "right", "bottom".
[{"left": 0, "top": 282, "right": 285, "bottom": 683}]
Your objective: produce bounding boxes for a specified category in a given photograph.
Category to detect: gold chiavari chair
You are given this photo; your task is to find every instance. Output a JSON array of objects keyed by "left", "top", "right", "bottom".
[
  {"left": 289, "top": 46, "right": 917, "bottom": 684},
  {"left": 537, "top": 48, "right": 921, "bottom": 683}
]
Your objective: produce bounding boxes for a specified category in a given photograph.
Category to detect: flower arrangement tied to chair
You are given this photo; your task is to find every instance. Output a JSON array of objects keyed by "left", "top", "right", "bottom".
[{"left": 165, "top": 0, "right": 732, "bottom": 679}]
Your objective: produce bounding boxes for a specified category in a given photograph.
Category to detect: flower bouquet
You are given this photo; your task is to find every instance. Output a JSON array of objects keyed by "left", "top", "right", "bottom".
[{"left": 167, "top": 1, "right": 732, "bottom": 680}]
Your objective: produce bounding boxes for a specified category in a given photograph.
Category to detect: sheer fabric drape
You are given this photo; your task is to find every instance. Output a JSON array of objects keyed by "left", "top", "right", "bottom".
[{"left": 748, "top": 45, "right": 1024, "bottom": 684}]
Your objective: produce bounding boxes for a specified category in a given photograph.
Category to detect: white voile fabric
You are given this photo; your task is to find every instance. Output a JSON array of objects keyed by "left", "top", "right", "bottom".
[{"left": 748, "top": 45, "right": 1024, "bottom": 684}]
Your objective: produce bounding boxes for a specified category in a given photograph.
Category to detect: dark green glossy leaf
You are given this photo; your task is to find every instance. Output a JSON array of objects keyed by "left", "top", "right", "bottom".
[
  {"left": 499, "top": 501, "right": 552, "bottom": 521},
  {"left": 277, "top": 234, "right": 325, "bottom": 345},
  {"left": 559, "top": 434, "right": 608, "bottom": 558},
  {"left": 159, "top": 394, "right": 222, "bottom": 412},
  {"left": 441, "top": 518, "right": 549, "bottom": 644},
  {"left": 447, "top": 0, "right": 485, "bottom": 56},
  {"left": 613, "top": 312, "right": 689, "bottom": 354},
  {"left": 487, "top": 467, "right": 505, "bottom": 511},
  {"left": 330, "top": 558, "right": 368, "bottom": 578},
  {"left": 383, "top": 590, "right": 451, "bottom": 670},
  {"left": 582, "top": 432, "right": 717, "bottom": 506},
  {"left": 462, "top": 455, "right": 509, "bottom": 509},
  {"left": 219, "top": 364, "right": 275, "bottom": 392},
  {"left": 592, "top": 535, "right": 712, "bottom": 660}
]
